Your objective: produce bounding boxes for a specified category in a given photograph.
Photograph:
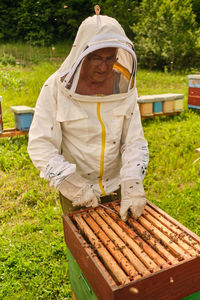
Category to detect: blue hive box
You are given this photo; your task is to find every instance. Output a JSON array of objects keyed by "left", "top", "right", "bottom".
[
  {"left": 153, "top": 101, "right": 162, "bottom": 114},
  {"left": 10, "top": 106, "right": 34, "bottom": 131}
]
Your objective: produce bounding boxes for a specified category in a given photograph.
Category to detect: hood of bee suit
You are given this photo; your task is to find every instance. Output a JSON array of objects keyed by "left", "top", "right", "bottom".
[{"left": 58, "top": 13, "right": 137, "bottom": 94}]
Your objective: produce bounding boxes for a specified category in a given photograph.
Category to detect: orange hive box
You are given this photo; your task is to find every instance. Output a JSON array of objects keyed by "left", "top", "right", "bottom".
[{"left": 62, "top": 200, "right": 200, "bottom": 300}]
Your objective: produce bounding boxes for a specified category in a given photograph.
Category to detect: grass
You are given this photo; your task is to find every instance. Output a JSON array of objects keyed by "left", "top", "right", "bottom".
[
  {"left": 0, "top": 43, "right": 200, "bottom": 299},
  {"left": 0, "top": 41, "right": 72, "bottom": 65}
]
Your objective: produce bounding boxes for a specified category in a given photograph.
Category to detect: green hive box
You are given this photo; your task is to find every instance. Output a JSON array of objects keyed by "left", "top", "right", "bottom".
[
  {"left": 67, "top": 247, "right": 200, "bottom": 300},
  {"left": 67, "top": 248, "right": 97, "bottom": 300}
]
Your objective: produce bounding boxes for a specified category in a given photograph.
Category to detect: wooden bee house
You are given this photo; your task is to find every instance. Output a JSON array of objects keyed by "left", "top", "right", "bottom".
[
  {"left": 138, "top": 93, "right": 184, "bottom": 118},
  {"left": 188, "top": 75, "right": 200, "bottom": 110},
  {"left": 10, "top": 105, "right": 34, "bottom": 131},
  {"left": 62, "top": 200, "right": 200, "bottom": 300}
]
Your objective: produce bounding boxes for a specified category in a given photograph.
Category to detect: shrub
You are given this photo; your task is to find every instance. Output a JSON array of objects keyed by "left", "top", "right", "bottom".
[
  {"left": 0, "top": 54, "right": 16, "bottom": 66},
  {"left": 94, "top": 0, "right": 141, "bottom": 39},
  {"left": 132, "top": 0, "right": 200, "bottom": 70},
  {"left": 0, "top": 71, "right": 23, "bottom": 90},
  {"left": 0, "top": 0, "right": 95, "bottom": 45}
]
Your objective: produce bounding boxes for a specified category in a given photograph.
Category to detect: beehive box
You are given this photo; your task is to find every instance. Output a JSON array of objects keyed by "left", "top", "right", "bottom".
[
  {"left": 138, "top": 93, "right": 184, "bottom": 118},
  {"left": 0, "top": 96, "right": 3, "bottom": 134},
  {"left": 174, "top": 98, "right": 184, "bottom": 112},
  {"left": 162, "top": 100, "right": 174, "bottom": 113},
  {"left": 62, "top": 200, "right": 200, "bottom": 300},
  {"left": 188, "top": 75, "right": 200, "bottom": 110},
  {"left": 153, "top": 101, "right": 163, "bottom": 114},
  {"left": 10, "top": 105, "right": 34, "bottom": 131}
]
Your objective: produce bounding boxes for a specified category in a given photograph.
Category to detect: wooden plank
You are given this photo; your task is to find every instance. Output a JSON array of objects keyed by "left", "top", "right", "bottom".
[
  {"left": 96, "top": 207, "right": 158, "bottom": 273},
  {"left": 141, "top": 112, "right": 181, "bottom": 119},
  {"left": 143, "top": 210, "right": 197, "bottom": 256},
  {"left": 112, "top": 257, "right": 200, "bottom": 300},
  {"left": 128, "top": 217, "right": 179, "bottom": 264},
  {"left": 83, "top": 212, "right": 139, "bottom": 280},
  {"left": 147, "top": 201, "right": 200, "bottom": 244},
  {"left": 109, "top": 203, "right": 169, "bottom": 269},
  {"left": 89, "top": 210, "right": 142, "bottom": 278},
  {"left": 73, "top": 222, "right": 116, "bottom": 287},
  {"left": 0, "top": 128, "right": 28, "bottom": 138},
  {"left": 145, "top": 205, "right": 200, "bottom": 253},
  {"left": 139, "top": 215, "right": 190, "bottom": 260},
  {"left": 62, "top": 214, "right": 114, "bottom": 300},
  {"left": 112, "top": 202, "right": 177, "bottom": 265},
  {"left": 74, "top": 214, "right": 130, "bottom": 285}
]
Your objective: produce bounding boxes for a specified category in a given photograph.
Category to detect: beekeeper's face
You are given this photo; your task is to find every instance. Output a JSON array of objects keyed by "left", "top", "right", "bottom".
[{"left": 82, "top": 48, "right": 117, "bottom": 83}]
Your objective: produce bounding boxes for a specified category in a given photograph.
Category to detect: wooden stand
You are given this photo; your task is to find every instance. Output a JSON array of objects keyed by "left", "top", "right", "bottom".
[
  {"left": 141, "top": 112, "right": 181, "bottom": 119},
  {"left": 0, "top": 128, "right": 28, "bottom": 138}
]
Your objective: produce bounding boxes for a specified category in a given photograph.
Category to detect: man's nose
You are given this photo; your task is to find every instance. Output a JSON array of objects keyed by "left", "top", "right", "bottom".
[{"left": 98, "top": 60, "right": 108, "bottom": 71}]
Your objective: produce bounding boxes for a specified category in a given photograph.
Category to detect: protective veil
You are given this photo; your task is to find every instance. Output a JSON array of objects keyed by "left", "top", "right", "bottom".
[{"left": 28, "top": 12, "right": 149, "bottom": 211}]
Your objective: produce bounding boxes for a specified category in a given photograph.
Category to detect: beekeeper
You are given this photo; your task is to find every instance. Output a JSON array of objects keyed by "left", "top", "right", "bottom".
[{"left": 28, "top": 6, "right": 149, "bottom": 221}]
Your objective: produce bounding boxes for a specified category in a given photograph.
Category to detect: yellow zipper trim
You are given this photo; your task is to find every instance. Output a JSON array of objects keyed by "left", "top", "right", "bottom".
[
  {"left": 114, "top": 62, "right": 134, "bottom": 87},
  {"left": 97, "top": 102, "right": 106, "bottom": 196}
]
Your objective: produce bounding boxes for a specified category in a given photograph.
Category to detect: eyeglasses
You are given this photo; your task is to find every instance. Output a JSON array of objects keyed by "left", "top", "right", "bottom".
[{"left": 87, "top": 55, "right": 117, "bottom": 66}]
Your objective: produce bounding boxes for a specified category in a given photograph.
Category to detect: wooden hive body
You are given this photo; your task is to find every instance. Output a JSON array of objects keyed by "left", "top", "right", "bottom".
[
  {"left": 137, "top": 93, "right": 184, "bottom": 118},
  {"left": 62, "top": 200, "right": 200, "bottom": 300},
  {"left": 188, "top": 75, "right": 200, "bottom": 110}
]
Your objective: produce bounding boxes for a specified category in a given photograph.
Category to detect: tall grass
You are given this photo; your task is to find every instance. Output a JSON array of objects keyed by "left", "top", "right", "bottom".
[
  {"left": 0, "top": 41, "right": 71, "bottom": 64},
  {"left": 0, "top": 43, "right": 200, "bottom": 299}
]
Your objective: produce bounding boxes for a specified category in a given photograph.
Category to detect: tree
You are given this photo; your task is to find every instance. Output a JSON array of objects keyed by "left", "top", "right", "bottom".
[
  {"left": 0, "top": 0, "right": 18, "bottom": 41},
  {"left": 94, "top": 0, "right": 142, "bottom": 39},
  {"left": 191, "top": 0, "right": 200, "bottom": 25},
  {"left": 0, "top": 0, "right": 95, "bottom": 45},
  {"left": 16, "top": 0, "right": 96, "bottom": 45},
  {"left": 16, "top": 0, "right": 56, "bottom": 45},
  {"left": 55, "top": 0, "right": 95, "bottom": 41},
  {"left": 132, "top": 0, "right": 199, "bottom": 70}
]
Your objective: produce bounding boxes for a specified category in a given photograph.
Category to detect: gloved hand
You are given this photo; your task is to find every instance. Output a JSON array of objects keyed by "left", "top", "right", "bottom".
[
  {"left": 57, "top": 172, "right": 99, "bottom": 208},
  {"left": 120, "top": 179, "right": 146, "bottom": 221}
]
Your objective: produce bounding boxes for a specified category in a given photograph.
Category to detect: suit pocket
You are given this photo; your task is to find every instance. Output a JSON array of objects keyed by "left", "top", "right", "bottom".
[
  {"left": 111, "top": 104, "right": 131, "bottom": 139},
  {"left": 56, "top": 100, "right": 89, "bottom": 141}
]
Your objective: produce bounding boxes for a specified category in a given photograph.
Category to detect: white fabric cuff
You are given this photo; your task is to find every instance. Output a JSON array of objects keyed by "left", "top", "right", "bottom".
[{"left": 44, "top": 154, "right": 76, "bottom": 188}]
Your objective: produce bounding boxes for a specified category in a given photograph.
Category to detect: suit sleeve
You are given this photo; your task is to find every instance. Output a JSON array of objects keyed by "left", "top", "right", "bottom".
[{"left": 28, "top": 74, "right": 76, "bottom": 187}]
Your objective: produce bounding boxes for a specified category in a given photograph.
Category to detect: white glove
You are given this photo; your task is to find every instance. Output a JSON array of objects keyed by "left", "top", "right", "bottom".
[
  {"left": 57, "top": 172, "right": 99, "bottom": 208},
  {"left": 120, "top": 179, "right": 146, "bottom": 221}
]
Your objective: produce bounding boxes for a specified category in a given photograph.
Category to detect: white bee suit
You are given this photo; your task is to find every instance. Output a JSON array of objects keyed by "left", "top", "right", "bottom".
[{"left": 28, "top": 14, "right": 149, "bottom": 215}]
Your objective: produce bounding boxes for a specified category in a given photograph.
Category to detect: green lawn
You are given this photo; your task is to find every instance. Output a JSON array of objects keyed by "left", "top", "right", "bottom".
[{"left": 0, "top": 43, "right": 200, "bottom": 299}]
